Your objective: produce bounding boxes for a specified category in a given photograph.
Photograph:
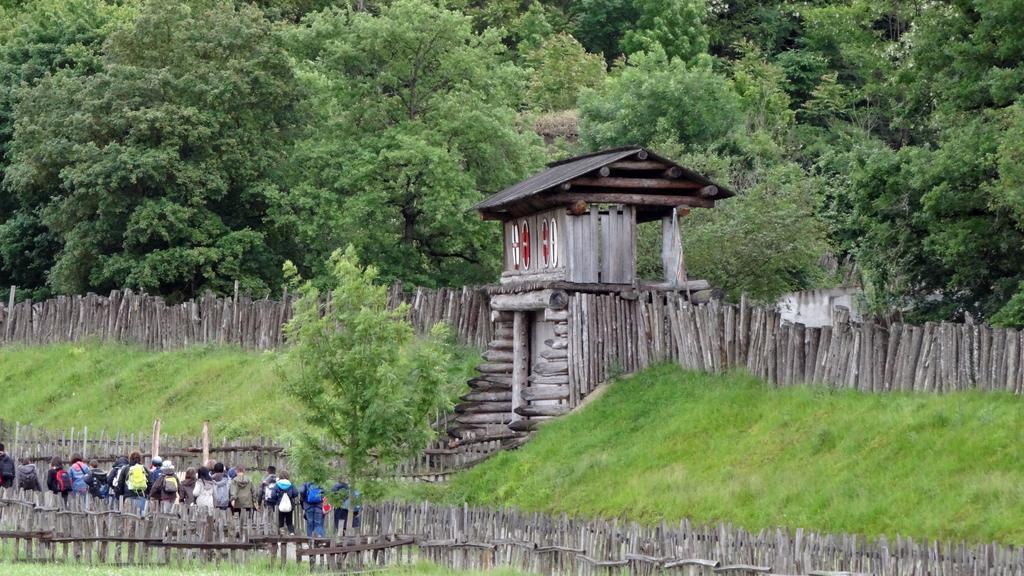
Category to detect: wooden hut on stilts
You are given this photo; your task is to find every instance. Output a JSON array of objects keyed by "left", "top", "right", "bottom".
[{"left": 451, "top": 147, "right": 734, "bottom": 440}]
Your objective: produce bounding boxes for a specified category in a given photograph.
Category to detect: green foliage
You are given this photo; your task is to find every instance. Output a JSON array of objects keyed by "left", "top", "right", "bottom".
[
  {"left": 525, "top": 33, "right": 605, "bottom": 111},
  {"left": 282, "top": 247, "right": 453, "bottom": 486},
  {"left": 277, "top": 0, "right": 545, "bottom": 287},
  {"left": 685, "top": 164, "right": 828, "bottom": 301},
  {"left": 413, "top": 364, "right": 1024, "bottom": 544},
  {"left": 571, "top": 0, "right": 708, "bottom": 63},
  {"left": 4, "top": 0, "right": 300, "bottom": 301},
  {"left": 578, "top": 49, "right": 741, "bottom": 150}
]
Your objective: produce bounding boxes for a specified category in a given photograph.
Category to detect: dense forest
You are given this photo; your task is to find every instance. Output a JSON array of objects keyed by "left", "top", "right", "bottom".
[{"left": 0, "top": 0, "right": 1021, "bottom": 326}]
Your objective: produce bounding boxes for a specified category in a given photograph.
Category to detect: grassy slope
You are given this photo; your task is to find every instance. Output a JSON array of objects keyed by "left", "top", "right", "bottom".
[
  {"left": 429, "top": 364, "right": 1024, "bottom": 545},
  {"left": 0, "top": 342, "right": 478, "bottom": 438}
]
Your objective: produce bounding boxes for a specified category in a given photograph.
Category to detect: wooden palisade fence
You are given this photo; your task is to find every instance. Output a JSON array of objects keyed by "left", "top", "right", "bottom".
[
  {"left": 1, "top": 490, "right": 1022, "bottom": 576},
  {"left": 2, "top": 285, "right": 1023, "bottom": 395},
  {"left": 0, "top": 283, "right": 492, "bottom": 351}
]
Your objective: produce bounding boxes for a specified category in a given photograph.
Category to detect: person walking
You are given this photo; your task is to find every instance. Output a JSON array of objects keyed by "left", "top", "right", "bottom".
[
  {"left": 229, "top": 466, "right": 258, "bottom": 517},
  {"left": 259, "top": 465, "right": 277, "bottom": 507},
  {"left": 212, "top": 463, "right": 231, "bottom": 511},
  {"left": 192, "top": 467, "right": 216, "bottom": 509},
  {"left": 87, "top": 459, "right": 108, "bottom": 499},
  {"left": 149, "top": 461, "right": 181, "bottom": 511},
  {"left": 120, "top": 451, "right": 150, "bottom": 514},
  {"left": 332, "top": 480, "right": 362, "bottom": 532},
  {"left": 107, "top": 456, "right": 129, "bottom": 499},
  {"left": 300, "top": 480, "right": 326, "bottom": 538},
  {"left": 67, "top": 455, "right": 92, "bottom": 497},
  {"left": 47, "top": 457, "right": 71, "bottom": 504},
  {"left": 180, "top": 467, "right": 198, "bottom": 506},
  {"left": 0, "top": 443, "right": 15, "bottom": 488},
  {"left": 16, "top": 458, "right": 40, "bottom": 491},
  {"left": 265, "top": 471, "right": 298, "bottom": 536},
  {"left": 146, "top": 456, "right": 163, "bottom": 496}
]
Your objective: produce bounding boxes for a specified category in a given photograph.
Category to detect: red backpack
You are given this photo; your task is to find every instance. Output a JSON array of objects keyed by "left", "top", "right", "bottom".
[{"left": 55, "top": 469, "right": 71, "bottom": 492}]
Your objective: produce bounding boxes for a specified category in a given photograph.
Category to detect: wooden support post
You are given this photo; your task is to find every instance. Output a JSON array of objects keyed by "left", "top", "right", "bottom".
[
  {"left": 151, "top": 420, "right": 161, "bottom": 460},
  {"left": 511, "top": 312, "right": 529, "bottom": 424},
  {"left": 202, "top": 421, "right": 210, "bottom": 467},
  {"left": 5, "top": 285, "right": 14, "bottom": 342}
]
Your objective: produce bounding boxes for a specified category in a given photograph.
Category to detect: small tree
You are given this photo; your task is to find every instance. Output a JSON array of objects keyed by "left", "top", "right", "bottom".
[{"left": 282, "top": 247, "right": 452, "bottom": 489}]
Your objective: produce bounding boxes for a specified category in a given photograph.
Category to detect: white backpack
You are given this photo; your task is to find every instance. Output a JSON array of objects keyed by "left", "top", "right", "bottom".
[{"left": 278, "top": 492, "right": 293, "bottom": 513}]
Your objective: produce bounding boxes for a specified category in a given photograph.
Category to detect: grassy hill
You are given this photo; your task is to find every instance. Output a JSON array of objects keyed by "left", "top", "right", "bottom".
[
  {"left": 410, "top": 364, "right": 1024, "bottom": 545},
  {"left": 0, "top": 342, "right": 477, "bottom": 438}
]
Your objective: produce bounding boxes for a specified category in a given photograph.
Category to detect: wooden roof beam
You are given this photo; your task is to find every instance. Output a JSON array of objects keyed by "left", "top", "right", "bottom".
[
  {"left": 571, "top": 176, "right": 703, "bottom": 190},
  {"left": 546, "top": 191, "right": 714, "bottom": 209}
]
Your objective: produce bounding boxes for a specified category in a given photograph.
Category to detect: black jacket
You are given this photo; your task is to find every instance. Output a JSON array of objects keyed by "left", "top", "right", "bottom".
[{"left": 0, "top": 453, "right": 14, "bottom": 487}]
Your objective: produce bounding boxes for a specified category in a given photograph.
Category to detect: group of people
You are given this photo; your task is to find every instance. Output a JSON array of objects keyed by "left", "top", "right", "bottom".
[{"left": 0, "top": 443, "right": 360, "bottom": 537}]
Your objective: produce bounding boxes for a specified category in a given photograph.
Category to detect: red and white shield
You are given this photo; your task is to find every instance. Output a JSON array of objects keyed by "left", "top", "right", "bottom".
[
  {"left": 541, "top": 219, "right": 550, "bottom": 267},
  {"left": 521, "top": 221, "right": 531, "bottom": 270}
]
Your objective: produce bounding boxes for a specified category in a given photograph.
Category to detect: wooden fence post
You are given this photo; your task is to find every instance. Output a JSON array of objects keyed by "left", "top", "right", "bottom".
[
  {"left": 202, "top": 421, "right": 210, "bottom": 467},
  {"left": 151, "top": 420, "right": 161, "bottom": 459}
]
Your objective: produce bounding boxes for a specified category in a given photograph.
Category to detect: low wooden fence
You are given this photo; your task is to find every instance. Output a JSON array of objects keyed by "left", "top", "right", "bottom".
[
  {"left": 2, "top": 491, "right": 1021, "bottom": 575},
  {"left": 0, "top": 283, "right": 492, "bottom": 351},
  {"left": 566, "top": 292, "right": 1024, "bottom": 400},
  {"left": 0, "top": 488, "right": 411, "bottom": 569}
]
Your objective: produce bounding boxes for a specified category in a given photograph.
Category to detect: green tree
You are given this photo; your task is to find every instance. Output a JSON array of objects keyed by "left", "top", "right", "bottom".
[
  {"left": 282, "top": 247, "right": 452, "bottom": 486},
  {"left": 571, "top": 0, "right": 708, "bottom": 63},
  {"left": 4, "top": 0, "right": 301, "bottom": 300},
  {"left": 525, "top": 33, "right": 606, "bottom": 111},
  {"left": 578, "top": 49, "right": 741, "bottom": 150},
  {"left": 0, "top": 0, "right": 133, "bottom": 299},
  {"left": 277, "top": 1, "right": 545, "bottom": 287}
]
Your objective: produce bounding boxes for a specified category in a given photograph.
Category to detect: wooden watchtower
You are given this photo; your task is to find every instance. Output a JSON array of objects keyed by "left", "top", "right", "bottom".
[{"left": 452, "top": 147, "right": 733, "bottom": 438}]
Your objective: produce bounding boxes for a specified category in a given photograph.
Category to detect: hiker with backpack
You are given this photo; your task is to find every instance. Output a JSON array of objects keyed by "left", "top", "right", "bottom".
[
  {"left": 180, "top": 467, "right": 198, "bottom": 506},
  {"left": 300, "top": 480, "right": 326, "bottom": 538},
  {"left": 332, "top": 480, "right": 362, "bottom": 531},
  {"left": 229, "top": 465, "right": 258, "bottom": 516},
  {"left": 67, "top": 455, "right": 92, "bottom": 498},
  {"left": 259, "top": 465, "right": 277, "bottom": 507},
  {"left": 146, "top": 456, "right": 163, "bottom": 496},
  {"left": 212, "top": 463, "right": 231, "bottom": 510},
  {"left": 17, "top": 457, "right": 40, "bottom": 491},
  {"left": 149, "top": 461, "right": 183, "bottom": 510},
  {"left": 193, "top": 467, "right": 216, "bottom": 509},
  {"left": 47, "top": 457, "right": 71, "bottom": 503},
  {"left": 107, "top": 456, "right": 129, "bottom": 499},
  {"left": 120, "top": 451, "right": 150, "bottom": 514},
  {"left": 0, "top": 443, "right": 14, "bottom": 488},
  {"left": 264, "top": 470, "right": 298, "bottom": 536},
  {"left": 87, "top": 459, "right": 109, "bottom": 499}
]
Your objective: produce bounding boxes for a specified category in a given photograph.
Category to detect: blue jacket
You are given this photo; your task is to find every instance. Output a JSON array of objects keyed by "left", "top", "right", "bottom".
[{"left": 266, "top": 479, "right": 299, "bottom": 508}]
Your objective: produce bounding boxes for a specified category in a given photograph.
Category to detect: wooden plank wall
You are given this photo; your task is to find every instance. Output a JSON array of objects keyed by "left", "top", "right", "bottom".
[
  {"left": 567, "top": 292, "right": 1024, "bottom": 406},
  {"left": 0, "top": 284, "right": 492, "bottom": 351},
  {"left": 3, "top": 491, "right": 1022, "bottom": 576}
]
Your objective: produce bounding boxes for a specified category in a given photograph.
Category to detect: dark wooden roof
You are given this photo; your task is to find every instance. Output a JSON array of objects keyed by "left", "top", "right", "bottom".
[{"left": 475, "top": 146, "right": 735, "bottom": 218}]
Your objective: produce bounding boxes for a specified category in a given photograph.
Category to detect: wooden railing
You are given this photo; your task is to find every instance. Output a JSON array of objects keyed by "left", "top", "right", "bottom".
[{"left": 1, "top": 491, "right": 1021, "bottom": 575}]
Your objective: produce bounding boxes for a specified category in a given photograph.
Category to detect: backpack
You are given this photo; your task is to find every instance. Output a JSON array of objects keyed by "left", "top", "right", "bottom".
[
  {"left": 88, "top": 471, "right": 107, "bottom": 498},
  {"left": 54, "top": 469, "right": 71, "bottom": 492},
  {"left": 109, "top": 465, "right": 125, "bottom": 492},
  {"left": 126, "top": 464, "right": 148, "bottom": 492},
  {"left": 305, "top": 484, "right": 323, "bottom": 505},
  {"left": 19, "top": 468, "right": 39, "bottom": 491},
  {"left": 162, "top": 475, "right": 179, "bottom": 495},
  {"left": 213, "top": 480, "right": 230, "bottom": 508},
  {"left": 278, "top": 491, "right": 293, "bottom": 513},
  {"left": 69, "top": 462, "right": 91, "bottom": 494},
  {"left": 262, "top": 476, "right": 276, "bottom": 502}
]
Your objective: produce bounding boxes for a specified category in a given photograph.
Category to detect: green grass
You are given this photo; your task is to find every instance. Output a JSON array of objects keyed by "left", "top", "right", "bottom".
[
  {"left": 0, "top": 341, "right": 479, "bottom": 438},
  {"left": 397, "top": 364, "right": 1024, "bottom": 545},
  {"left": 0, "top": 560, "right": 533, "bottom": 575}
]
